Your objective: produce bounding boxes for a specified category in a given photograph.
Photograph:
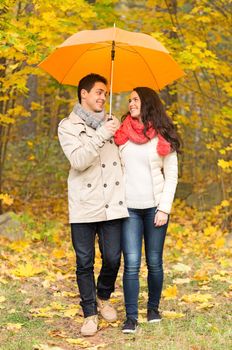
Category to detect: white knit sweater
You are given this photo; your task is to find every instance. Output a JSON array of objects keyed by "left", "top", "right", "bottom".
[
  {"left": 120, "top": 141, "right": 155, "bottom": 209},
  {"left": 119, "top": 138, "right": 178, "bottom": 214}
]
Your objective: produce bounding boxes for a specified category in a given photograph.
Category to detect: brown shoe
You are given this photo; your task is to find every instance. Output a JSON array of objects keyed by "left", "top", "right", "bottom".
[
  {"left": 97, "top": 297, "right": 117, "bottom": 322},
  {"left": 80, "top": 315, "right": 98, "bottom": 336}
]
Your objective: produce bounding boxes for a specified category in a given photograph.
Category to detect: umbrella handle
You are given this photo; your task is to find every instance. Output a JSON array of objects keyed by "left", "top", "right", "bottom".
[{"left": 108, "top": 40, "right": 115, "bottom": 120}]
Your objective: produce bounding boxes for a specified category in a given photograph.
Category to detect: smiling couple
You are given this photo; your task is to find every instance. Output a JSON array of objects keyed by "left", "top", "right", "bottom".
[{"left": 58, "top": 73, "right": 179, "bottom": 336}]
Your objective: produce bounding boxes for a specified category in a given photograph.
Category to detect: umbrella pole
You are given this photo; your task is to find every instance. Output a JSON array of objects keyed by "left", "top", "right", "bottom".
[{"left": 108, "top": 40, "right": 115, "bottom": 120}]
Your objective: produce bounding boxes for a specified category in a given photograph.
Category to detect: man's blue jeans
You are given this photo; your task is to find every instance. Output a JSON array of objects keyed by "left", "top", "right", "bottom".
[
  {"left": 71, "top": 219, "right": 121, "bottom": 317},
  {"left": 122, "top": 207, "right": 168, "bottom": 319}
]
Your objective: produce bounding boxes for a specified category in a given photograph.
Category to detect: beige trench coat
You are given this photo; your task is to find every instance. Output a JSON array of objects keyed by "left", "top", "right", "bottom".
[{"left": 58, "top": 111, "right": 129, "bottom": 223}]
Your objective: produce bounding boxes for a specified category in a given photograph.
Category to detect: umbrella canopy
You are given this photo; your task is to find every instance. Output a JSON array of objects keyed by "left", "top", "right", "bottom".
[{"left": 39, "top": 26, "right": 184, "bottom": 93}]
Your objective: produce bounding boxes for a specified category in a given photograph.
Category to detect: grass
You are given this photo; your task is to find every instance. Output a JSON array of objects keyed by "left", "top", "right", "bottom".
[
  {"left": 0, "top": 266, "right": 231, "bottom": 350},
  {"left": 0, "top": 213, "right": 231, "bottom": 350},
  {"left": 0, "top": 282, "right": 49, "bottom": 350}
]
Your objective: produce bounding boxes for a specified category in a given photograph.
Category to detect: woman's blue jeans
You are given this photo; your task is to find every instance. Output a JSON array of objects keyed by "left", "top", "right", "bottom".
[{"left": 122, "top": 207, "right": 168, "bottom": 319}]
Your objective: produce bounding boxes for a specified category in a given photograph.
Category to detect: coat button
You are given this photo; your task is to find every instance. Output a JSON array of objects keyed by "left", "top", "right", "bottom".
[
  {"left": 113, "top": 161, "right": 117, "bottom": 166},
  {"left": 87, "top": 183, "right": 91, "bottom": 187},
  {"left": 102, "top": 164, "right": 105, "bottom": 168},
  {"left": 104, "top": 183, "right": 107, "bottom": 187},
  {"left": 115, "top": 181, "right": 119, "bottom": 185},
  {"left": 105, "top": 204, "right": 109, "bottom": 208},
  {"left": 119, "top": 201, "right": 123, "bottom": 205}
]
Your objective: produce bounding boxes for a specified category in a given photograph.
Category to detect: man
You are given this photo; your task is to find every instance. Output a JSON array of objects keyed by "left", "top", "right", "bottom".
[{"left": 58, "top": 73, "right": 128, "bottom": 336}]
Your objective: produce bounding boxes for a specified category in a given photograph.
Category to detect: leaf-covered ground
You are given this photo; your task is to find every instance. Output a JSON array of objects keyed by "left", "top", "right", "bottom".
[{"left": 0, "top": 200, "right": 231, "bottom": 350}]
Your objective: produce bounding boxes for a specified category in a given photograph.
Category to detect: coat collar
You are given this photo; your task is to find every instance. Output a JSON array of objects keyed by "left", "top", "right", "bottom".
[
  {"left": 69, "top": 111, "right": 85, "bottom": 125},
  {"left": 68, "top": 111, "right": 96, "bottom": 137}
]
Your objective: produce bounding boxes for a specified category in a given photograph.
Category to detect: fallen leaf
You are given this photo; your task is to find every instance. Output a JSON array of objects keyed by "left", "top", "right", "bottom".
[
  {"left": 193, "top": 271, "right": 209, "bottom": 282},
  {"left": 173, "top": 278, "right": 191, "bottom": 284},
  {"left": 34, "top": 345, "right": 65, "bottom": 350},
  {"left": 52, "top": 249, "right": 66, "bottom": 259},
  {"left": 88, "top": 344, "right": 107, "bottom": 350},
  {"left": 12, "top": 263, "right": 44, "bottom": 277},
  {"left": 48, "top": 330, "right": 68, "bottom": 338},
  {"left": 162, "top": 311, "right": 185, "bottom": 319},
  {"left": 63, "top": 307, "right": 79, "bottom": 317},
  {"left": 196, "top": 302, "right": 215, "bottom": 310},
  {"left": 163, "top": 285, "right": 178, "bottom": 299},
  {"left": 172, "top": 263, "right": 191, "bottom": 273},
  {"left": 8, "top": 308, "right": 16, "bottom": 314},
  {"left": 198, "top": 285, "right": 212, "bottom": 291},
  {"left": 61, "top": 291, "right": 77, "bottom": 298},
  {"left": 9, "top": 241, "right": 29, "bottom": 252},
  {"left": 0, "top": 277, "right": 8, "bottom": 284},
  {"left": 181, "top": 293, "right": 213, "bottom": 303},
  {"left": 42, "top": 280, "right": 51, "bottom": 289},
  {"left": 66, "top": 338, "right": 90, "bottom": 347},
  {"left": 50, "top": 302, "right": 65, "bottom": 311},
  {"left": 6, "top": 322, "right": 23, "bottom": 331}
]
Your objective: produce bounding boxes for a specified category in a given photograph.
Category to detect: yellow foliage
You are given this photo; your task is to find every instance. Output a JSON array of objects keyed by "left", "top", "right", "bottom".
[
  {"left": 9, "top": 241, "right": 30, "bottom": 253},
  {"left": 163, "top": 285, "right": 178, "bottom": 299},
  {"left": 221, "top": 200, "right": 230, "bottom": 207},
  {"left": 181, "top": 293, "right": 213, "bottom": 303},
  {"left": 193, "top": 271, "right": 209, "bottom": 282},
  {"left": 63, "top": 308, "right": 79, "bottom": 318},
  {"left": 31, "top": 102, "right": 43, "bottom": 111},
  {"left": 172, "top": 263, "right": 191, "bottom": 273},
  {"left": 195, "top": 303, "right": 215, "bottom": 310},
  {"left": 12, "top": 262, "right": 44, "bottom": 277},
  {"left": 218, "top": 159, "right": 232, "bottom": 170},
  {"left": 52, "top": 249, "right": 66, "bottom": 259},
  {"left": 6, "top": 323, "right": 23, "bottom": 331},
  {"left": 27, "top": 141, "right": 34, "bottom": 148},
  {"left": 66, "top": 338, "right": 90, "bottom": 347},
  {"left": 0, "top": 114, "right": 15, "bottom": 125},
  {"left": 162, "top": 310, "right": 185, "bottom": 319},
  {"left": 214, "top": 237, "right": 225, "bottom": 248},
  {"left": 61, "top": 291, "right": 77, "bottom": 298},
  {"left": 0, "top": 193, "right": 14, "bottom": 205},
  {"left": 0, "top": 296, "right": 6, "bottom": 303},
  {"left": 173, "top": 278, "right": 191, "bottom": 285},
  {"left": 35, "top": 345, "right": 64, "bottom": 350}
]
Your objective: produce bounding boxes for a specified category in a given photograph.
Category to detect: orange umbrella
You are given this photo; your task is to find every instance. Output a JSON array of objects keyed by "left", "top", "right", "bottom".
[{"left": 39, "top": 26, "right": 184, "bottom": 114}]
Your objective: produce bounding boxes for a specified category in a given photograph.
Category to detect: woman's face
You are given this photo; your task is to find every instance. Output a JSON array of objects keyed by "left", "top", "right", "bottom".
[{"left": 128, "top": 91, "right": 142, "bottom": 122}]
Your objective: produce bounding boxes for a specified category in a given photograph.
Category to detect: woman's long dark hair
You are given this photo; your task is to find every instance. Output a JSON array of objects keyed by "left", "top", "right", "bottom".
[{"left": 127, "top": 87, "right": 181, "bottom": 153}]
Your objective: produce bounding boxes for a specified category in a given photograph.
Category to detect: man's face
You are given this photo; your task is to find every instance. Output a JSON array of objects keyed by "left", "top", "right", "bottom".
[{"left": 81, "top": 82, "right": 107, "bottom": 112}]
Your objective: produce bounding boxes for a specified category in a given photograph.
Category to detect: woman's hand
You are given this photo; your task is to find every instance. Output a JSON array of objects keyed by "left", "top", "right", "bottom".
[{"left": 154, "top": 210, "right": 168, "bottom": 227}]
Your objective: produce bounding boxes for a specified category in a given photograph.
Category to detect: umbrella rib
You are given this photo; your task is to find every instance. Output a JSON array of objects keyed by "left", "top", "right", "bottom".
[
  {"left": 59, "top": 43, "right": 118, "bottom": 83},
  {"left": 59, "top": 44, "right": 99, "bottom": 84}
]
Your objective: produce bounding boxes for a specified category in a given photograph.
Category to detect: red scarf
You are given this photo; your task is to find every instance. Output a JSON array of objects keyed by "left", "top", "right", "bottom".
[{"left": 114, "top": 114, "right": 171, "bottom": 156}]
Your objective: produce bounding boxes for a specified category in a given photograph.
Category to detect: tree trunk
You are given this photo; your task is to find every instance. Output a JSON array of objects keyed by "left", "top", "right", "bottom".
[{"left": 0, "top": 57, "right": 6, "bottom": 214}]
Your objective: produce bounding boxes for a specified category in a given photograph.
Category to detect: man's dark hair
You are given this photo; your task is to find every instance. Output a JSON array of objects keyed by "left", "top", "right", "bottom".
[{"left": 77, "top": 73, "right": 107, "bottom": 103}]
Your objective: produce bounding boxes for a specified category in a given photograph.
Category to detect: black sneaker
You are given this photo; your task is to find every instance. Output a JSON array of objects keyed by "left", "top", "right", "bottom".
[
  {"left": 122, "top": 317, "right": 138, "bottom": 333},
  {"left": 147, "top": 308, "right": 162, "bottom": 323}
]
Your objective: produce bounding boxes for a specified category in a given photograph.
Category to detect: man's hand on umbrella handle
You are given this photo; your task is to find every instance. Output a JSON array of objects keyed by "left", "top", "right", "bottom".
[{"left": 104, "top": 116, "right": 120, "bottom": 135}]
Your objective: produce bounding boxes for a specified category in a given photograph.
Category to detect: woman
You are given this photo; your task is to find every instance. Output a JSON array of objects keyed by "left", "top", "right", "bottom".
[{"left": 114, "top": 87, "right": 180, "bottom": 333}]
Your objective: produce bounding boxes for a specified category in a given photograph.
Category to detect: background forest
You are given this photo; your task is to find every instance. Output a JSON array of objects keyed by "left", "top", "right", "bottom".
[{"left": 0, "top": 1, "right": 231, "bottom": 350}]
